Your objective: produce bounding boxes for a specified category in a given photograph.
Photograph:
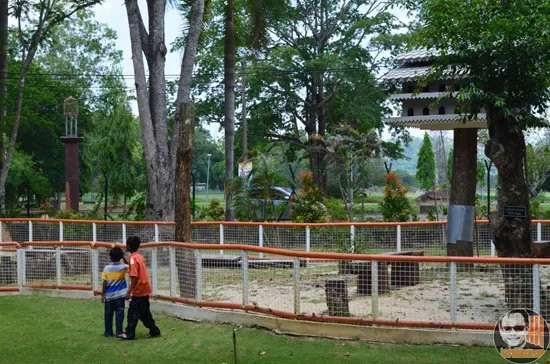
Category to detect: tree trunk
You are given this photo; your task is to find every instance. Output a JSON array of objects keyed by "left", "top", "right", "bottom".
[
  {"left": 170, "top": 0, "right": 204, "bottom": 170},
  {"left": 448, "top": 128, "right": 477, "bottom": 257},
  {"left": 308, "top": 139, "right": 327, "bottom": 192},
  {"left": 175, "top": 102, "right": 196, "bottom": 298},
  {"left": 0, "top": 0, "right": 7, "bottom": 212},
  {"left": 241, "top": 59, "right": 247, "bottom": 161},
  {"left": 224, "top": 0, "right": 235, "bottom": 221},
  {"left": 0, "top": 0, "right": 6, "bottom": 194},
  {"left": 485, "top": 105, "right": 536, "bottom": 312}
]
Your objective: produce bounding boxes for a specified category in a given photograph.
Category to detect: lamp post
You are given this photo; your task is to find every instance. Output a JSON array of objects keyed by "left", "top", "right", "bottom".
[
  {"left": 60, "top": 96, "right": 81, "bottom": 212},
  {"left": 206, "top": 154, "right": 212, "bottom": 202}
]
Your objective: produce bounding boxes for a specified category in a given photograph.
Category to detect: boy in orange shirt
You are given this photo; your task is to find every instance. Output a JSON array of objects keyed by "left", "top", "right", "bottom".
[{"left": 120, "top": 236, "right": 161, "bottom": 340}]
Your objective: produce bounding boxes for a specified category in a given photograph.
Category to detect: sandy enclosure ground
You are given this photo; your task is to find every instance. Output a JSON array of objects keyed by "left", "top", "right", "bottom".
[{"left": 152, "top": 262, "right": 550, "bottom": 324}]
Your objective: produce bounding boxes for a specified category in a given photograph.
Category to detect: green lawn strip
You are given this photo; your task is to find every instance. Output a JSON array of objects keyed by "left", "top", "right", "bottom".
[{"left": 0, "top": 295, "right": 519, "bottom": 363}]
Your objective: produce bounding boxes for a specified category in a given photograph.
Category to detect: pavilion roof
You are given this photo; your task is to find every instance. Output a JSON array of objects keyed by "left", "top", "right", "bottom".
[{"left": 383, "top": 114, "right": 487, "bottom": 130}]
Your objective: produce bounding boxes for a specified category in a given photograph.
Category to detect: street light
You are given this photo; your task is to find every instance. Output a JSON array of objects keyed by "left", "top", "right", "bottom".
[{"left": 206, "top": 154, "right": 212, "bottom": 202}]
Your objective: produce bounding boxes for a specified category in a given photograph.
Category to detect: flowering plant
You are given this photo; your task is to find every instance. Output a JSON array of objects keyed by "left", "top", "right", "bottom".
[{"left": 39, "top": 202, "right": 54, "bottom": 213}]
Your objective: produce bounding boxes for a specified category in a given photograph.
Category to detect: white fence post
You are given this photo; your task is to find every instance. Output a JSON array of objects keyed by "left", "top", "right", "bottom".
[
  {"left": 151, "top": 247, "right": 158, "bottom": 295},
  {"left": 0, "top": 221, "right": 3, "bottom": 242},
  {"left": 169, "top": 246, "right": 176, "bottom": 297},
  {"left": 122, "top": 223, "right": 127, "bottom": 244},
  {"left": 372, "top": 260, "right": 378, "bottom": 321},
  {"left": 537, "top": 222, "right": 542, "bottom": 242},
  {"left": 59, "top": 221, "right": 64, "bottom": 242},
  {"left": 219, "top": 224, "right": 224, "bottom": 255},
  {"left": 92, "top": 223, "right": 97, "bottom": 244},
  {"left": 154, "top": 224, "right": 159, "bottom": 242},
  {"left": 17, "top": 248, "right": 24, "bottom": 288},
  {"left": 491, "top": 240, "right": 495, "bottom": 257},
  {"left": 259, "top": 225, "right": 264, "bottom": 260},
  {"left": 29, "top": 221, "right": 33, "bottom": 242},
  {"left": 306, "top": 226, "right": 310, "bottom": 253},
  {"left": 242, "top": 250, "right": 249, "bottom": 306},
  {"left": 195, "top": 249, "right": 202, "bottom": 302},
  {"left": 450, "top": 262, "right": 457, "bottom": 325},
  {"left": 350, "top": 225, "right": 355, "bottom": 253},
  {"left": 56, "top": 246, "right": 62, "bottom": 286},
  {"left": 397, "top": 225, "right": 402, "bottom": 253},
  {"left": 294, "top": 256, "right": 300, "bottom": 315},
  {"left": 92, "top": 248, "right": 99, "bottom": 292},
  {"left": 533, "top": 264, "right": 541, "bottom": 314}
]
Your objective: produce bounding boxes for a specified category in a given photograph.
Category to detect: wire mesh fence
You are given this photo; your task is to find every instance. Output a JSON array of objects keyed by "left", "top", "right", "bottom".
[
  {"left": 0, "top": 244, "right": 18, "bottom": 288},
  {"left": 6, "top": 219, "right": 550, "bottom": 258},
  {"left": 4, "top": 241, "right": 550, "bottom": 330}
]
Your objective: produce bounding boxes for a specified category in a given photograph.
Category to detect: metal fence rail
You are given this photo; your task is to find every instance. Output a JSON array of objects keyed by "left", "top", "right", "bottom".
[
  {"left": 3, "top": 241, "right": 550, "bottom": 330},
  {"left": 4, "top": 218, "right": 550, "bottom": 256}
]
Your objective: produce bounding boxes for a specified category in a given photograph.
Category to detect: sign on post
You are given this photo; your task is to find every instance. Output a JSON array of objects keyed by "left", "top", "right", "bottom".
[{"left": 503, "top": 205, "right": 527, "bottom": 218}]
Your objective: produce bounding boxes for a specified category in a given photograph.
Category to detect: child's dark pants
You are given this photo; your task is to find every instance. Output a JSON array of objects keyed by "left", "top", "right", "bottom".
[
  {"left": 104, "top": 297, "right": 125, "bottom": 336},
  {"left": 124, "top": 295, "right": 161, "bottom": 339}
]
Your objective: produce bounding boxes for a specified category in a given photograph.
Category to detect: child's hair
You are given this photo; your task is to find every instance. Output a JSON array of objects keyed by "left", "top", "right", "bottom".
[
  {"left": 126, "top": 236, "right": 141, "bottom": 252},
  {"left": 109, "top": 246, "right": 124, "bottom": 262}
]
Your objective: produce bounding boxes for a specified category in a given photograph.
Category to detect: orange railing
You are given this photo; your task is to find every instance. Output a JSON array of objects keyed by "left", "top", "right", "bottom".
[{"left": 2, "top": 240, "right": 550, "bottom": 331}]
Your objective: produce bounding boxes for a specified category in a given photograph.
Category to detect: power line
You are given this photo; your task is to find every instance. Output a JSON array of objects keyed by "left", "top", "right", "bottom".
[{"left": 0, "top": 66, "right": 388, "bottom": 81}]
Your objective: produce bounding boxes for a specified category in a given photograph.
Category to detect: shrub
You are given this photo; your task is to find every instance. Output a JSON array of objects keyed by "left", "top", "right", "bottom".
[
  {"left": 379, "top": 172, "right": 416, "bottom": 222},
  {"left": 326, "top": 198, "right": 348, "bottom": 222},
  {"left": 119, "top": 192, "right": 146, "bottom": 221},
  {"left": 202, "top": 199, "right": 225, "bottom": 221},
  {"left": 291, "top": 172, "right": 327, "bottom": 223},
  {"left": 530, "top": 196, "right": 543, "bottom": 219}
]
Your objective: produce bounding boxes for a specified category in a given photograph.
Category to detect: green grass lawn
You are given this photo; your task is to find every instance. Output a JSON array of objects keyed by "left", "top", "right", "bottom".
[{"left": 0, "top": 296, "right": 522, "bottom": 364}]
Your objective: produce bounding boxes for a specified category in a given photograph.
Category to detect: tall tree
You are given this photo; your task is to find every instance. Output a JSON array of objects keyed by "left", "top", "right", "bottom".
[
  {"left": 222, "top": 0, "right": 286, "bottom": 220},
  {"left": 246, "top": 0, "right": 403, "bottom": 192},
  {"left": 223, "top": 0, "right": 236, "bottom": 220},
  {"left": 6, "top": 10, "right": 125, "bottom": 210},
  {"left": 326, "top": 123, "right": 379, "bottom": 222},
  {"left": 0, "top": 0, "right": 102, "bottom": 212},
  {"left": 416, "top": 132, "right": 436, "bottom": 191},
  {"left": 403, "top": 0, "right": 550, "bottom": 310},
  {"left": 89, "top": 73, "right": 141, "bottom": 206},
  {"left": 124, "top": 0, "right": 205, "bottom": 221},
  {"left": 416, "top": 132, "right": 439, "bottom": 220},
  {"left": 432, "top": 131, "right": 449, "bottom": 186}
]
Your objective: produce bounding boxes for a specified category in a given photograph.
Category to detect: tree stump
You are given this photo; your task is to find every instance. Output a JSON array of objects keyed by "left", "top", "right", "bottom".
[
  {"left": 349, "top": 261, "right": 389, "bottom": 295},
  {"left": 325, "top": 279, "right": 350, "bottom": 317},
  {"left": 383, "top": 251, "right": 424, "bottom": 287}
]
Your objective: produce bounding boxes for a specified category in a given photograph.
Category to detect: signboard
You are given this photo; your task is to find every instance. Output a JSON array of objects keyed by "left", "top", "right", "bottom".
[
  {"left": 238, "top": 161, "right": 253, "bottom": 186},
  {"left": 503, "top": 205, "right": 527, "bottom": 218}
]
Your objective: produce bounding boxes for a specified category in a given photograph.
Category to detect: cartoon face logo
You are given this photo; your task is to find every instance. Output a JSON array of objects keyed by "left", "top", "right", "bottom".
[
  {"left": 499, "top": 311, "right": 529, "bottom": 348},
  {"left": 494, "top": 309, "right": 549, "bottom": 363}
]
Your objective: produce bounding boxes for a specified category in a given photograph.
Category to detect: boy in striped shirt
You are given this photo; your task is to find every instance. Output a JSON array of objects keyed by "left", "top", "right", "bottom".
[{"left": 101, "top": 246, "right": 128, "bottom": 338}]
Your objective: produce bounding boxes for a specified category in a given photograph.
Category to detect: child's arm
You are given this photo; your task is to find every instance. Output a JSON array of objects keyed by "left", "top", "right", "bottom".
[
  {"left": 101, "top": 280, "right": 107, "bottom": 303},
  {"left": 125, "top": 276, "right": 138, "bottom": 300}
]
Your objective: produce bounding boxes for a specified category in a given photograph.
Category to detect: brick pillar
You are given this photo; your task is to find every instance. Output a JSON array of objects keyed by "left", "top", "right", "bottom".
[{"left": 60, "top": 137, "right": 81, "bottom": 212}]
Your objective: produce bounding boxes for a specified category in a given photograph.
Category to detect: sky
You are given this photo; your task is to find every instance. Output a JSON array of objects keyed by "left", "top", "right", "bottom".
[{"left": 91, "top": 0, "right": 423, "bottom": 141}]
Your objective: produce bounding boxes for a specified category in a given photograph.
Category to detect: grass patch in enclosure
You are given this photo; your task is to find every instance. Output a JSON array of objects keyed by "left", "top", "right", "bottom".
[{"left": 0, "top": 295, "right": 518, "bottom": 363}]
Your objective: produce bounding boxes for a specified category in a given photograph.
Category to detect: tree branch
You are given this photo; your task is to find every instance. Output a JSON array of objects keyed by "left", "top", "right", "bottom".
[{"left": 265, "top": 132, "right": 307, "bottom": 150}]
